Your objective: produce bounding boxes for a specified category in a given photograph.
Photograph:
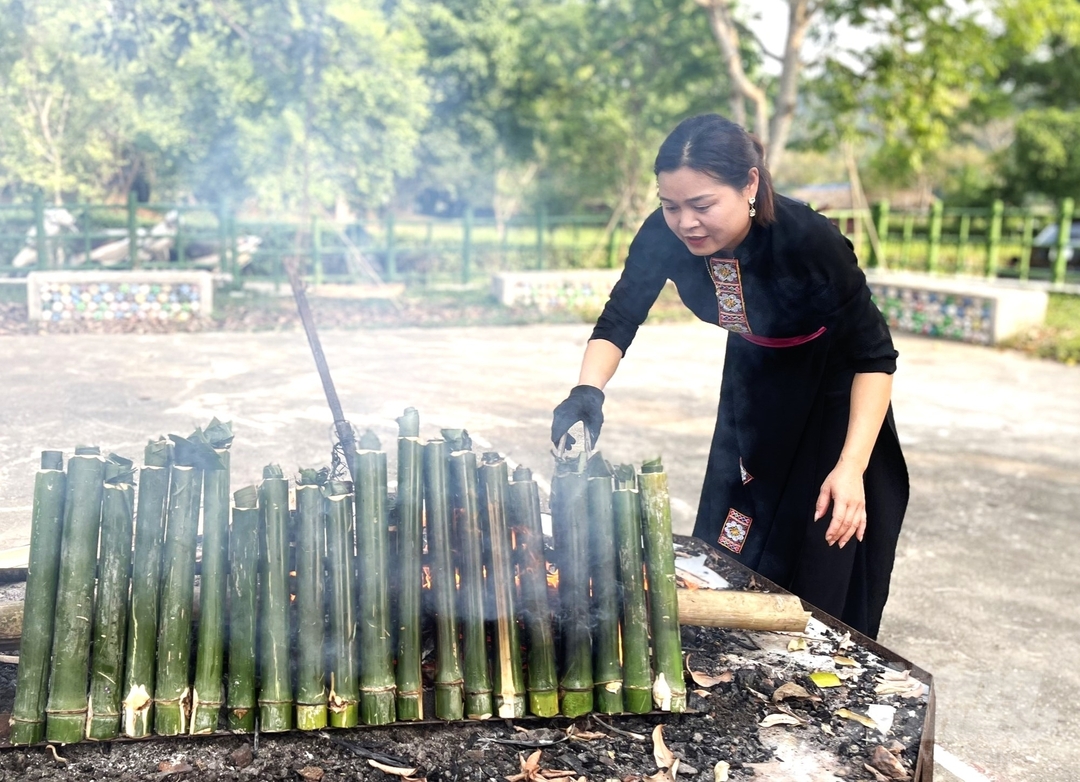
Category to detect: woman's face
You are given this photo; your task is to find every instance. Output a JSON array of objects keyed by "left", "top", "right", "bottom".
[{"left": 657, "top": 166, "right": 759, "bottom": 256}]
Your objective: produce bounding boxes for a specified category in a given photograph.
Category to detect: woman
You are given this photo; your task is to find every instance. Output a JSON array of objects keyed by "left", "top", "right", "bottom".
[{"left": 550, "top": 114, "right": 908, "bottom": 639}]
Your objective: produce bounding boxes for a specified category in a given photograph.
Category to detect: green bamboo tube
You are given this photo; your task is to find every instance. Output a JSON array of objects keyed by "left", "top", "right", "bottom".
[
  {"left": 507, "top": 466, "right": 558, "bottom": 718},
  {"left": 226, "top": 486, "right": 259, "bottom": 732},
  {"left": 444, "top": 431, "right": 492, "bottom": 720},
  {"left": 295, "top": 468, "right": 328, "bottom": 730},
  {"left": 612, "top": 465, "right": 652, "bottom": 714},
  {"left": 639, "top": 457, "right": 685, "bottom": 713},
  {"left": 587, "top": 455, "right": 623, "bottom": 715},
  {"left": 478, "top": 454, "right": 526, "bottom": 718},
  {"left": 153, "top": 447, "right": 203, "bottom": 736},
  {"left": 44, "top": 447, "right": 105, "bottom": 744},
  {"left": 87, "top": 454, "right": 136, "bottom": 740},
  {"left": 423, "top": 439, "right": 464, "bottom": 721},
  {"left": 190, "top": 419, "right": 233, "bottom": 735},
  {"left": 122, "top": 438, "right": 171, "bottom": 738},
  {"left": 10, "top": 451, "right": 66, "bottom": 745},
  {"left": 551, "top": 453, "right": 593, "bottom": 718},
  {"left": 354, "top": 430, "right": 395, "bottom": 725},
  {"left": 258, "top": 464, "right": 293, "bottom": 732},
  {"left": 395, "top": 410, "right": 424, "bottom": 721},
  {"left": 323, "top": 480, "right": 359, "bottom": 728}
]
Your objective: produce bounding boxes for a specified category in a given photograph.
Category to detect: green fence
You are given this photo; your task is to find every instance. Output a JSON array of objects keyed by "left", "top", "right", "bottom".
[{"left": 2, "top": 195, "right": 1078, "bottom": 286}]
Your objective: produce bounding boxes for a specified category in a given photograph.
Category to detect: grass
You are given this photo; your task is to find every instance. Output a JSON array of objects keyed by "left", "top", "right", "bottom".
[{"left": 1001, "top": 293, "right": 1080, "bottom": 365}]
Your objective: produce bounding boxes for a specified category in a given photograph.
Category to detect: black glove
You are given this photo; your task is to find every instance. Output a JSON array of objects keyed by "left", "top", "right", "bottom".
[{"left": 551, "top": 385, "right": 605, "bottom": 448}]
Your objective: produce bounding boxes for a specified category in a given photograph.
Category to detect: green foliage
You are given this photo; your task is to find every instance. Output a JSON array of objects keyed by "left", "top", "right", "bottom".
[
  {"left": 0, "top": 0, "right": 429, "bottom": 212},
  {"left": 1003, "top": 293, "right": 1080, "bottom": 365},
  {"left": 1005, "top": 109, "right": 1080, "bottom": 202}
]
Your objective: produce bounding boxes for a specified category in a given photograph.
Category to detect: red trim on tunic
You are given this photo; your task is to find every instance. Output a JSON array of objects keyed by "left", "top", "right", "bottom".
[{"left": 738, "top": 326, "right": 827, "bottom": 348}]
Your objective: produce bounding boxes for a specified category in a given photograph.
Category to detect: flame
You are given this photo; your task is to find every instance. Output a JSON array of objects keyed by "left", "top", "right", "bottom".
[
  {"left": 546, "top": 569, "right": 560, "bottom": 590},
  {"left": 421, "top": 566, "right": 432, "bottom": 591}
]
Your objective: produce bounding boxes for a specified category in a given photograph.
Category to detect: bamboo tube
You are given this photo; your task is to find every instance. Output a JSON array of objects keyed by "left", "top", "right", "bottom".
[
  {"left": 295, "top": 467, "right": 329, "bottom": 730},
  {"left": 639, "top": 457, "right": 685, "bottom": 713},
  {"left": 354, "top": 430, "right": 396, "bottom": 725},
  {"left": 10, "top": 451, "right": 66, "bottom": 745},
  {"left": 675, "top": 590, "right": 810, "bottom": 632},
  {"left": 44, "top": 446, "right": 105, "bottom": 744},
  {"left": 258, "top": 464, "right": 293, "bottom": 732},
  {"left": 444, "top": 430, "right": 492, "bottom": 720},
  {"left": 423, "top": 439, "right": 464, "bottom": 721},
  {"left": 226, "top": 486, "right": 259, "bottom": 732},
  {"left": 551, "top": 452, "right": 593, "bottom": 718},
  {"left": 153, "top": 434, "right": 206, "bottom": 737},
  {"left": 507, "top": 466, "right": 558, "bottom": 718},
  {"left": 190, "top": 419, "right": 233, "bottom": 735},
  {"left": 87, "top": 454, "right": 136, "bottom": 740},
  {"left": 586, "top": 455, "right": 623, "bottom": 715},
  {"left": 612, "top": 465, "right": 652, "bottom": 714},
  {"left": 122, "top": 438, "right": 171, "bottom": 737},
  {"left": 478, "top": 454, "right": 526, "bottom": 719},
  {"left": 323, "top": 479, "right": 359, "bottom": 728},
  {"left": 395, "top": 410, "right": 424, "bottom": 721}
]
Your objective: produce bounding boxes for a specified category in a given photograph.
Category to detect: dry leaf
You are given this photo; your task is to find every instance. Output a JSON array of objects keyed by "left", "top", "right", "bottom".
[
  {"left": 297, "top": 768, "right": 325, "bottom": 781},
  {"left": 787, "top": 638, "right": 808, "bottom": 652},
  {"left": 809, "top": 671, "right": 842, "bottom": 688},
  {"left": 874, "top": 671, "right": 925, "bottom": 698},
  {"left": 863, "top": 764, "right": 891, "bottom": 782},
  {"left": 689, "top": 669, "right": 733, "bottom": 688},
  {"left": 832, "top": 655, "right": 859, "bottom": 667},
  {"left": 869, "top": 746, "right": 910, "bottom": 780},
  {"left": 837, "top": 631, "right": 854, "bottom": 651},
  {"left": 566, "top": 725, "right": 606, "bottom": 741},
  {"left": 758, "top": 713, "right": 802, "bottom": 728},
  {"left": 774, "top": 703, "right": 809, "bottom": 724},
  {"left": 652, "top": 725, "right": 676, "bottom": 770},
  {"left": 693, "top": 689, "right": 711, "bottom": 698},
  {"left": 821, "top": 723, "right": 834, "bottom": 735},
  {"left": 835, "top": 667, "right": 863, "bottom": 681},
  {"left": 45, "top": 745, "right": 68, "bottom": 765},
  {"left": 369, "top": 759, "right": 419, "bottom": 778},
  {"left": 157, "top": 762, "right": 194, "bottom": 777},
  {"left": 506, "top": 750, "right": 542, "bottom": 782},
  {"left": 713, "top": 761, "right": 730, "bottom": 782},
  {"left": 771, "top": 682, "right": 817, "bottom": 703},
  {"left": 835, "top": 708, "right": 878, "bottom": 730}
]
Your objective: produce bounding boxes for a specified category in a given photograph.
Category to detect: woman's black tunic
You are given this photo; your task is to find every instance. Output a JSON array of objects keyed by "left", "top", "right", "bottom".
[{"left": 590, "top": 195, "right": 909, "bottom": 639}]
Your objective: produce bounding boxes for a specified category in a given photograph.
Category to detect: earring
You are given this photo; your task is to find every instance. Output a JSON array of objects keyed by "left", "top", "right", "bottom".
[{"left": 748, "top": 197, "right": 757, "bottom": 219}]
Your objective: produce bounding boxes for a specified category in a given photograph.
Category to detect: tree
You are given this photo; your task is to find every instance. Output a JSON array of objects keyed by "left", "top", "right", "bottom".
[
  {"left": 0, "top": 1, "right": 147, "bottom": 202},
  {"left": 0, "top": 0, "right": 430, "bottom": 213},
  {"left": 519, "top": 0, "right": 727, "bottom": 226}
]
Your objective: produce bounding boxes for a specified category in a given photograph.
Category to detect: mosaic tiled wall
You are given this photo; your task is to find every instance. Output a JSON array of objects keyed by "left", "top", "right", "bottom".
[
  {"left": 34, "top": 279, "right": 205, "bottom": 322},
  {"left": 493, "top": 271, "right": 621, "bottom": 311},
  {"left": 868, "top": 282, "right": 995, "bottom": 345}
]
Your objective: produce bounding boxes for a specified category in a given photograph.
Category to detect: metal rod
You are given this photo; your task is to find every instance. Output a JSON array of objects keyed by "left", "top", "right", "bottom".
[{"left": 284, "top": 257, "right": 357, "bottom": 477}]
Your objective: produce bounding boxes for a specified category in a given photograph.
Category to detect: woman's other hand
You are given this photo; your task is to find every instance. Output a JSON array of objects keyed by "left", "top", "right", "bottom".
[{"left": 814, "top": 459, "right": 866, "bottom": 548}]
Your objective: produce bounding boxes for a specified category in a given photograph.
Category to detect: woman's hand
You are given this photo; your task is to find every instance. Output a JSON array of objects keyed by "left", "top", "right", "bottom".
[{"left": 814, "top": 459, "right": 866, "bottom": 548}]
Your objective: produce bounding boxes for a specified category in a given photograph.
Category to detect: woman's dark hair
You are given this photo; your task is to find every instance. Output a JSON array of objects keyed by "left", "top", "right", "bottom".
[{"left": 654, "top": 114, "right": 776, "bottom": 225}]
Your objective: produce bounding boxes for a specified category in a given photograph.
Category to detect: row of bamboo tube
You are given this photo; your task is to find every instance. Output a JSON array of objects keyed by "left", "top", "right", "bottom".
[{"left": 10, "top": 411, "right": 685, "bottom": 745}]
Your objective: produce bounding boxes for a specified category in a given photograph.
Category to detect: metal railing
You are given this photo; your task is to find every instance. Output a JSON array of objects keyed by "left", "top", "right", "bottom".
[{"left": 2, "top": 195, "right": 1078, "bottom": 286}]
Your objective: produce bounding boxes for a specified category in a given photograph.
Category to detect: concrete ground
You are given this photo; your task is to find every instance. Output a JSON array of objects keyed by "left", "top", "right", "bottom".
[{"left": 0, "top": 322, "right": 1077, "bottom": 781}]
